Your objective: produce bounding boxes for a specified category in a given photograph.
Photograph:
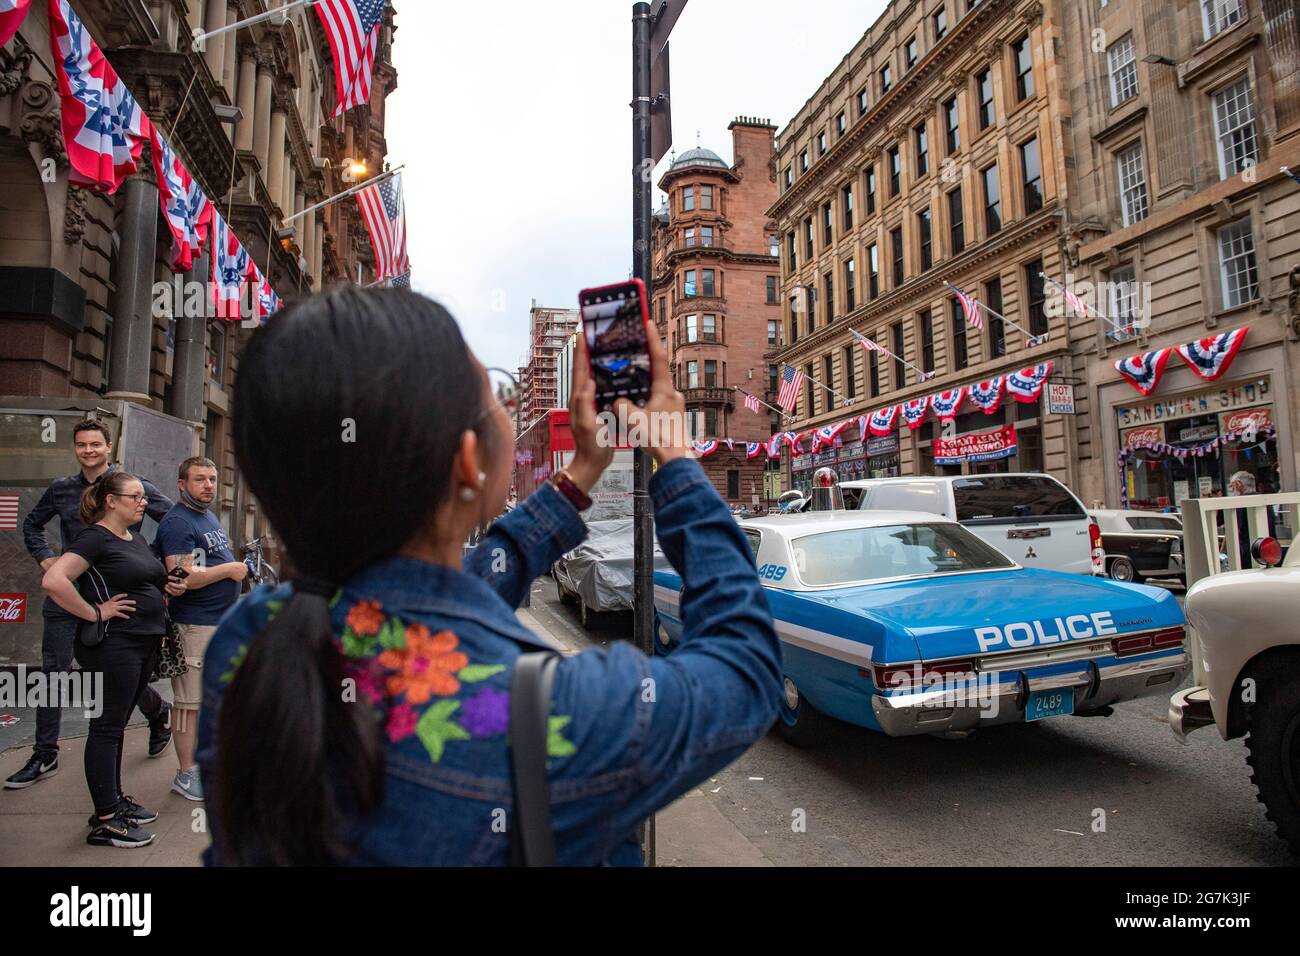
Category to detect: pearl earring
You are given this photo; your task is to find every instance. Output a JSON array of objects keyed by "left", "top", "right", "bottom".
[{"left": 460, "top": 486, "right": 477, "bottom": 502}]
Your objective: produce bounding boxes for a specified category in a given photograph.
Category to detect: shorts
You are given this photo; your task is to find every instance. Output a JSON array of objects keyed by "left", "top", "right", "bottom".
[{"left": 172, "top": 623, "right": 218, "bottom": 710}]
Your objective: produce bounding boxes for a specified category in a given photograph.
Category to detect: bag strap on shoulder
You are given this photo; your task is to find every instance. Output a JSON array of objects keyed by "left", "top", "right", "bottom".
[{"left": 508, "top": 651, "right": 560, "bottom": 867}]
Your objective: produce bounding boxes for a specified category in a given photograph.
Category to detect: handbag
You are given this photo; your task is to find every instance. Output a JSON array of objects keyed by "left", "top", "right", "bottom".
[
  {"left": 151, "top": 610, "right": 190, "bottom": 682},
  {"left": 508, "top": 651, "right": 559, "bottom": 867},
  {"left": 76, "top": 605, "right": 105, "bottom": 647}
]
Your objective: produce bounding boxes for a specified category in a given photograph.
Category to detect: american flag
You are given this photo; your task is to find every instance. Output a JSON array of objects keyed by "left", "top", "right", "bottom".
[
  {"left": 315, "top": 0, "right": 385, "bottom": 117},
  {"left": 0, "top": 1, "right": 31, "bottom": 51},
  {"left": 357, "top": 172, "right": 408, "bottom": 282},
  {"left": 1060, "top": 282, "right": 1090, "bottom": 317},
  {"left": 849, "top": 328, "right": 880, "bottom": 351},
  {"left": 741, "top": 390, "right": 761, "bottom": 413},
  {"left": 0, "top": 494, "right": 17, "bottom": 531},
  {"left": 776, "top": 366, "right": 803, "bottom": 413},
  {"left": 952, "top": 285, "right": 983, "bottom": 329}
]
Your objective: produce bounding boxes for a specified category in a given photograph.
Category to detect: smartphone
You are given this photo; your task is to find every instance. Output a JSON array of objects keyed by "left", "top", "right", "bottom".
[
  {"left": 578, "top": 278, "right": 653, "bottom": 413},
  {"left": 167, "top": 566, "right": 189, "bottom": 581}
]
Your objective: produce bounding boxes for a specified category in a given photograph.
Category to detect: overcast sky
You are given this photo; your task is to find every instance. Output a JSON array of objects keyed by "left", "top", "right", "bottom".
[{"left": 386, "top": 0, "right": 888, "bottom": 373}]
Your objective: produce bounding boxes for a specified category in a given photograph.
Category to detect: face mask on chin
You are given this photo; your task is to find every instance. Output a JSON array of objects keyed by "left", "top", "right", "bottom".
[{"left": 181, "top": 488, "right": 211, "bottom": 512}]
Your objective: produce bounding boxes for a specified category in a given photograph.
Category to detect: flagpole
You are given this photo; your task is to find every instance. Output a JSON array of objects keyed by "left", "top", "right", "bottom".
[
  {"left": 733, "top": 387, "right": 795, "bottom": 421},
  {"left": 942, "top": 281, "right": 1042, "bottom": 344},
  {"left": 366, "top": 270, "right": 410, "bottom": 288},
  {"left": 1039, "top": 273, "right": 1131, "bottom": 338},
  {"left": 849, "top": 330, "right": 933, "bottom": 383},
  {"left": 281, "top": 165, "right": 406, "bottom": 227},
  {"left": 191, "top": 0, "right": 321, "bottom": 46},
  {"left": 784, "top": 363, "right": 854, "bottom": 407}
]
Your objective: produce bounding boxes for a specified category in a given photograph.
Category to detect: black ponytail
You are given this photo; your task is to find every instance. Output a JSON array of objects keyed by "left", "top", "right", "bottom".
[
  {"left": 215, "top": 287, "right": 488, "bottom": 865},
  {"left": 79, "top": 471, "right": 138, "bottom": 525}
]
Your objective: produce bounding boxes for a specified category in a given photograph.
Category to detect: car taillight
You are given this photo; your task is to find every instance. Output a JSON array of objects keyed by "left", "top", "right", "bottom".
[
  {"left": 1251, "top": 537, "right": 1282, "bottom": 568},
  {"left": 873, "top": 661, "right": 977, "bottom": 690},
  {"left": 1112, "top": 627, "right": 1185, "bottom": 657}
]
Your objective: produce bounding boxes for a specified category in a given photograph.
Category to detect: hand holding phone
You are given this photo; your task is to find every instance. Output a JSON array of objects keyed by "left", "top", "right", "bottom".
[{"left": 167, "top": 565, "right": 189, "bottom": 581}]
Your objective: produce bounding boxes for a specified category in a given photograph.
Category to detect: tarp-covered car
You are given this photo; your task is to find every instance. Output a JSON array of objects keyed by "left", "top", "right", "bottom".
[{"left": 553, "top": 519, "right": 670, "bottom": 629}]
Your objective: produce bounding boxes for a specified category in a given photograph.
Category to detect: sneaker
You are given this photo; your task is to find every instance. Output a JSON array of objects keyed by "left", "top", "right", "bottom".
[
  {"left": 86, "top": 812, "right": 154, "bottom": 848},
  {"left": 171, "top": 767, "right": 203, "bottom": 802},
  {"left": 4, "top": 753, "right": 58, "bottom": 790},
  {"left": 147, "top": 703, "right": 172, "bottom": 759},
  {"left": 87, "top": 796, "right": 158, "bottom": 829}
]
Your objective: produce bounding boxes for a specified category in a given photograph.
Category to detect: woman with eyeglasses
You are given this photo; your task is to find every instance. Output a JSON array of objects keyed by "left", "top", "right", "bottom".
[
  {"left": 42, "top": 471, "right": 188, "bottom": 848},
  {"left": 196, "top": 287, "right": 783, "bottom": 865}
]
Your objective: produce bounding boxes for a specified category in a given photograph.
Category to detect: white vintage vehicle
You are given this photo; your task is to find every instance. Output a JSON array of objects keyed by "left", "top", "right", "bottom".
[{"left": 1171, "top": 529, "right": 1300, "bottom": 854}]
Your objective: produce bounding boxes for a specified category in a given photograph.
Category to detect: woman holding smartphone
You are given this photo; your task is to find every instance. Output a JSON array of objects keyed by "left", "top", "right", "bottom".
[
  {"left": 42, "top": 471, "right": 187, "bottom": 848},
  {"left": 196, "top": 287, "right": 783, "bottom": 866}
]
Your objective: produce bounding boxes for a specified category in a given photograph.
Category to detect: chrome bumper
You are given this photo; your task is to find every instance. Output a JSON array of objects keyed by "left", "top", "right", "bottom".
[
  {"left": 870, "top": 651, "right": 1191, "bottom": 737},
  {"left": 1168, "top": 685, "right": 1215, "bottom": 743}
]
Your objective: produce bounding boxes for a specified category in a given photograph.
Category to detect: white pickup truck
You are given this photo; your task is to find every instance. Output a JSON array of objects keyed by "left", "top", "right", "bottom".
[{"left": 841, "top": 473, "right": 1103, "bottom": 576}]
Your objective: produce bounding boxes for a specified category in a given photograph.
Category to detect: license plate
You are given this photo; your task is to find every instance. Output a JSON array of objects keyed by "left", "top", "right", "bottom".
[{"left": 1025, "top": 688, "right": 1074, "bottom": 721}]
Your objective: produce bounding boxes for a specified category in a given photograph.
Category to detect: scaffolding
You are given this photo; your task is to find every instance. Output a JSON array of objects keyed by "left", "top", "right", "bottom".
[{"left": 517, "top": 302, "right": 579, "bottom": 433}]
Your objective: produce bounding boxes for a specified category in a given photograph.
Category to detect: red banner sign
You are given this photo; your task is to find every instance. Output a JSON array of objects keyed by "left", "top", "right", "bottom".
[
  {"left": 934, "top": 424, "right": 1018, "bottom": 464},
  {"left": 0, "top": 594, "right": 27, "bottom": 623}
]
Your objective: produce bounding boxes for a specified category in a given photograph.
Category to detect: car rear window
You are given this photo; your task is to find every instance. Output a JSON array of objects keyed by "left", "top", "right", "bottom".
[
  {"left": 861, "top": 482, "right": 948, "bottom": 515},
  {"left": 952, "top": 476, "right": 1085, "bottom": 523},
  {"left": 791, "top": 523, "right": 1014, "bottom": 586},
  {"left": 1126, "top": 516, "right": 1182, "bottom": 531}
]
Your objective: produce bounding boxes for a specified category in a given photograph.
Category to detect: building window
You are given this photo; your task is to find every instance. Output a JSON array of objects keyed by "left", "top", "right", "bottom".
[
  {"left": 807, "top": 286, "right": 817, "bottom": 328},
  {"left": 806, "top": 364, "right": 816, "bottom": 415},
  {"left": 704, "top": 407, "right": 718, "bottom": 435},
  {"left": 891, "top": 322, "right": 906, "bottom": 386},
  {"left": 920, "top": 310, "right": 935, "bottom": 372},
  {"left": 858, "top": 87, "right": 869, "bottom": 116},
  {"left": 986, "top": 276, "right": 1005, "bottom": 357},
  {"left": 842, "top": 184, "right": 854, "bottom": 230},
  {"left": 823, "top": 201, "right": 834, "bottom": 246},
  {"left": 683, "top": 187, "right": 695, "bottom": 211},
  {"left": 685, "top": 227, "right": 696, "bottom": 248},
  {"left": 945, "top": 96, "right": 960, "bottom": 153},
  {"left": 881, "top": 63, "right": 892, "bottom": 94},
  {"left": 844, "top": 345, "right": 857, "bottom": 398},
  {"left": 948, "top": 188, "right": 966, "bottom": 254},
  {"left": 700, "top": 185, "right": 714, "bottom": 209},
  {"left": 769, "top": 364, "right": 779, "bottom": 396},
  {"left": 686, "top": 314, "right": 698, "bottom": 342},
  {"left": 918, "top": 208, "right": 933, "bottom": 272},
  {"left": 868, "top": 244, "right": 880, "bottom": 299},
  {"left": 891, "top": 226, "right": 905, "bottom": 287},
  {"left": 684, "top": 270, "right": 697, "bottom": 297},
  {"left": 915, "top": 122, "right": 929, "bottom": 177},
  {"left": 702, "top": 314, "right": 717, "bottom": 342},
  {"left": 1020, "top": 136, "right": 1043, "bottom": 214},
  {"left": 1117, "top": 141, "right": 1149, "bottom": 226},
  {"left": 951, "top": 298, "right": 969, "bottom": 370},
  {"left": 1213, "top": 77, "right": 1259, "bottom": 179},
  {"left": 1201, "top": 0, "right": 1244, "bottom": 41},
  {"left": 790, "top": 296, "right": 800, "bottom": 343},
  {"left": 934, "top": 8, "right": 948, "bottom": 39},
  {"left": 804, "top": 217, "right": 814, "bottom": 258},
  {"left": 768, "top": 319, "right": 779, "bottom": 346},
  {"left": 1025, "top": 260, "right": 1047, "bottom": 336},
  {"left": 888, "top": 144, "right": 901, "bottom": 195},
  {"left": 905, "top": 36, "right": 918, "bottom": 69},
  {"left": 845, "top": 258, "right": 856, "bottom": 311},
  {"left": 1108, "top": 34, "right": 1138, "bottom": 107},
  {"left": 701, "top": 269, "right": 716, "bottom": 297},
  {"left": 837, "top": 111, "right": 847, "bottom": 136},
  {"left": 869, "top": 347, "right": 880, "bottom": 397},
  {"left": 766, "top": 275, "right": 778, "bottom": 305},
  {"left": 1109, "top": 265, "right": 1139, "bottom": 335},
  {"left": 1013, "top": 35, "right": 1034, "bottom": 101},
  {"left": 977, "top": 68, "right": 994, "bottom": 129},
  {"left": 787, "top": 232, "right": 797, "bottom": 271},
  {"left": 1218, "top": 218, "right": 1259, "bottom": 309},
  {"left": 727, "top": 470, "right": 740, "bottom": 500},
  {"left": 701, "top": 225, "right": 714, "bottom": 247},
  {"left": 825, "top": 272, "right": 835, "bottom": 322},
  {"left": 818, "top": 131, "right": 827, "bottom": 156},
  {"left": 686, "top": 360, "right": 699, "bottom": 388},
  {"left": 704, "top": 359, "right": 718, "bottom": 386},
  {"left": 770, "top": 235, "right": 779, "bottom": 257},
  {"left": 784, "top": 166, "right": 793, "bottom": 191},
  {"left": 982, "top": 163, "right": 1002, "bottom": 235},
  {"left": 824, "top": 355, "right": 835, "bottom": 396},
  {"left": 865, "top": 164, "right": 877, "bottom": 213}
]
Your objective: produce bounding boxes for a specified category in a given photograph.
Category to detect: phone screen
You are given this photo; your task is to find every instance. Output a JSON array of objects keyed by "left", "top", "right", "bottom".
[{"left": 580, "top": 282, "right": 651, "bottom": 412}]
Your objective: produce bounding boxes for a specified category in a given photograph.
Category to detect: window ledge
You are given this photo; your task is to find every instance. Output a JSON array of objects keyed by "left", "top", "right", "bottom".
[{"left": 1210, "top": 299, "right": 1262, "bottom": 327}]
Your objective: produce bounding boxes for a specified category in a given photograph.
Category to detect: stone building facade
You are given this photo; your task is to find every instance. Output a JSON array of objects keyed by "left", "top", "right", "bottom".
[
  {"left": 768, "top": 0, "right": 1299, "bottom": 507},
  {"left": 651, "top": 118, "right": 783, "bottom": 504},
  {"left": 0, "top": 1, "right": 398, "bottom": 663}
]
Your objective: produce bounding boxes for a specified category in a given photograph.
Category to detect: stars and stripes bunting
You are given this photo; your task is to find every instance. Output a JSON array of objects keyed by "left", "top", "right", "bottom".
[
  {"left": 1005, "top": 362, "right": 1054, "bottom": 402},
  {"left": 746, "top": 442, "right": 764, "bottom": 460},
  {"left": 315, "top": 0, "right": 385, "bottom": 117},
  {"left": 930, "top": 387, "right": 966, "bottom": 421},
  {"left": 1113, "top": 347, "right": 1174, "bottom": 396},
  {"left": 150, "top": 128, "right": 212, "bottom": 272},
  {"left": 901, "top": 397, "right": 929, "bottom": 430},
  {"left": 776, "top": 365, "right": 803, "bottom": 413},
  {"left": 0, "top": 493, "right": 18, "bottom": 531},
  {"left": 1175, "top": 327, "right": 1248, "bottom": 381},
  {"left": 691, "top": 439, "right": 718, "bottom": 458},
  {"left": 867, "top": 404, "right": 900, "bottom": 436},
  {"left": 1, "top": 0, "right": 31, "bottom": 50},
  {"left": 211, "top": 210, "right": 251, "bottom": 321},
  {"left": 356, "top": 171, "right": 409, "bottom": 282},
  {"left": 969, "top": 377, "right": 1005, "bottom": 414}
]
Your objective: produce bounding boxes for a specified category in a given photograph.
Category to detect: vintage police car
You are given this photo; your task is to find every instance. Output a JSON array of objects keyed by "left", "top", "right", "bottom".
[{"left": 654, "top": 508, "right": 1189, "bottom": 744}]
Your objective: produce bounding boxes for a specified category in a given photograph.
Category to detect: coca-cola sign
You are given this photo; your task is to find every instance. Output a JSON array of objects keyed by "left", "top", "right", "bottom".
[{"left": 0, "top": 594, "right": 27, "bottom": 623}]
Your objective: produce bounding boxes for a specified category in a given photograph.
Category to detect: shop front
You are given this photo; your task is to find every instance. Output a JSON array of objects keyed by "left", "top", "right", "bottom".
[{"left": 1101, "top": 364, "right": 1293, "bottom": 511}]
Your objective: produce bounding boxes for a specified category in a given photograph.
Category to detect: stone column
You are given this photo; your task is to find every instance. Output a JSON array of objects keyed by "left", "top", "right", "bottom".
[
  {"left": 202, "top": 0, "right": 225, "bottom": 83},
  {"left": 252, "top": 55, "right": 274, "bottom": 172},
  {"left": 312, "top": 217, "right": 324, "bottom": 291},
  {"left": 266, "top": 107, "right": 287, "bottom": 207},
  {"left": 283, "top": 164, "right": 296, "bottom": 220},
  {"left": 222, "top": 4, "right": 238, "bottom": 97},
  {"left": 107, "top": 170, "right": 161, "bottom": 401},
  {"left": 170, "top": 249, "right": 210, "bottom": 423},
  {"left": 235, "top": 46, "right": 257, "bottom": 151}
]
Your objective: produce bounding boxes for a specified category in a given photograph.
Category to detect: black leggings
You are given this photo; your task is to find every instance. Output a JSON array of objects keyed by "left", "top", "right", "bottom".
[{"left": 74, "top": 635, "right": 160, "bottom": 817}]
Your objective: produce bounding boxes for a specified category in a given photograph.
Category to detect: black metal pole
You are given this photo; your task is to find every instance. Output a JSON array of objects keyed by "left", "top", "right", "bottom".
[{"left": 631, "top": 0, "right": 656, "bottom": 867}]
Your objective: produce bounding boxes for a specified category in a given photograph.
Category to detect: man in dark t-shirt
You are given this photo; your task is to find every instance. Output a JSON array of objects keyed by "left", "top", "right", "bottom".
[{"left": 154, "top": 456, "right": 247, "bottom": 800}]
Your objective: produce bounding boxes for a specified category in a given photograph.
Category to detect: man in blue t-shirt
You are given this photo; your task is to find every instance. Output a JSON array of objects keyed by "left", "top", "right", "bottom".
[{"left": 154, "top": 456, "right": 247, "bottom": 802}]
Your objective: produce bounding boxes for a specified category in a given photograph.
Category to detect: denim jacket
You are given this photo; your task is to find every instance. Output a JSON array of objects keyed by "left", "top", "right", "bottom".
[{"left": 196, "top": 458, "right": 783, "bottom": 865}]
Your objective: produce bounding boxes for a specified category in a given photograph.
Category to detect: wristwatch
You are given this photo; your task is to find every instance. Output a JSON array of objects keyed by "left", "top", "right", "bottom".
[{"left": 550, "top": 468, "right": 593, "bottom": 512}]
